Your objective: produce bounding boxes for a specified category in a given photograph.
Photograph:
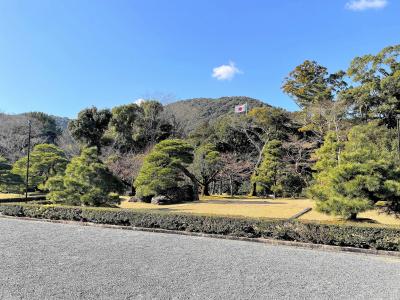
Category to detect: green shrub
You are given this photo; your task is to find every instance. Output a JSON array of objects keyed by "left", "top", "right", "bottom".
[
  {"left": 45, "top": 147, "right": 124, "bottom": 206},
  {"left": 0, "top": 204, "right": 398, "bottom": 251}
]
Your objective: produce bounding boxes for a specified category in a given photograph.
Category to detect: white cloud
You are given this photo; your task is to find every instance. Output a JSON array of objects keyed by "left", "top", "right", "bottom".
[
  {"left": 212, "top": 61, "right": 242, "bottom": 81},
  {"left": 345, "top": 0, "right": 387, "bottom": 11},
  {"left": 134, "top": 98, "right": 145, "bottom": 105}
]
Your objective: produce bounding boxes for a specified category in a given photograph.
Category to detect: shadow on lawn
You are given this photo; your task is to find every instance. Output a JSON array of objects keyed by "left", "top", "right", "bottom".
[{"left": 348, "top": 218, "right": 378, "bottom": 224}]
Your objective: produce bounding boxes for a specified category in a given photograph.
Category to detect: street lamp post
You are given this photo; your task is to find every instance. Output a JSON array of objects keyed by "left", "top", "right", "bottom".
[
  {"left": 397, "top": 115, "right": 400, "bottom": 159},
  {"left": 25, "top": 120, "right": 32, "bottom": 201}
]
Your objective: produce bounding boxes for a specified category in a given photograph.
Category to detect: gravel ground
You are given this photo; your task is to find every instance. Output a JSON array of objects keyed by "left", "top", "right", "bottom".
[{"left": 0, "top": 218, "right": 399, "bottom": 300}]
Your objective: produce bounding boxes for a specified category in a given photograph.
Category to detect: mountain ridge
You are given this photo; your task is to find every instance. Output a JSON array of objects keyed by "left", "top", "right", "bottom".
[{"left": 2, "top": 96, "right": 271, "bottom": 133}]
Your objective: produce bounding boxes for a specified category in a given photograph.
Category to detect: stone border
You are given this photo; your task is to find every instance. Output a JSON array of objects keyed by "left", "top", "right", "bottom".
[
  {"left": 289, "top": 207, "right": 312, "bottom": 219},
  {"left": 1, "top": 214, "right": 399, "bottom": 258}
]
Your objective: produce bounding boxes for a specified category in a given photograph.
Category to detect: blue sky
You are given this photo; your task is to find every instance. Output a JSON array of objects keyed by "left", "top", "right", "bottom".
[{"left": 0, "top": 0, "right": 398, "bottom": 118}]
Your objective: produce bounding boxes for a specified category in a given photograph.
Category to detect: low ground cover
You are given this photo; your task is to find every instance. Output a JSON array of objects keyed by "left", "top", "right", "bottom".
[
  {"left": 0, "top": 203, "right": 399, "bottom": 251},
  {"left": 2, "top": 192, "right": 399, "bottom": 225}
]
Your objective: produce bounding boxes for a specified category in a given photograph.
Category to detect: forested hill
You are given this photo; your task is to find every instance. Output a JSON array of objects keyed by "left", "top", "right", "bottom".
[
  {"left": 164, "top": 96, "right": 268, "bottom": 134},
  {"left": 2, "top": 96, "right": 267, "bottom": 135},
  {"left": 52, "top": 115, "right": 70, "bottom": 130},
  {"left": 0, "top": 96, "right": 268, "bottom": 160}
]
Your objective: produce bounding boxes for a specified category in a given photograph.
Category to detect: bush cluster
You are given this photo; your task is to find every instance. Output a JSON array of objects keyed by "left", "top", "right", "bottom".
[{"left": 0, "top": 204, "right": 399, "bottom": 251}]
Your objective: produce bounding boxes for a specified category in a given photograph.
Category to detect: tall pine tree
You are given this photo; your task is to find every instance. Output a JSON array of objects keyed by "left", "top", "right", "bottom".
[
  {"left": 309, "top": 123, "right": 400, "bottom": 219},
  {"left": 251, "top": 140, "right": 284, "bottom": 197}
]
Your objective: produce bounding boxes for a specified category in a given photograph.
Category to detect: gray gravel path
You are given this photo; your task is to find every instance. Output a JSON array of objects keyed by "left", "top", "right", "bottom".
[{"left": 0, "top": 218, "right": 399, "bottom": 299}]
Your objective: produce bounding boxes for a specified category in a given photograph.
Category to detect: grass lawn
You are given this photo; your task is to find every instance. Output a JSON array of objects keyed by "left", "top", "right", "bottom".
[
  {"left": 0, "top": 193, "right": 23, "bottom": 199},
  {"left": 119, "top": 195, "right": 400, "bottom": 226},
  {"left": 2, "top": 192, "right": 398, "bottom": 226}
]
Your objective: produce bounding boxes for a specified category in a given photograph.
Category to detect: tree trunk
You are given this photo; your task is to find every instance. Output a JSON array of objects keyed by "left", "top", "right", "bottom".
[
  {"left": 349, "top": 213, "right": 357, "bottom": 220},
  {"left": 192, "top": 181, "right": 199, "bottom": 201},
  {"left": 202, "top": 183, "right": 210, "bottom": 196},
  {"left": 250, "top": 182, "right": 257, "bottom": 196},
  {"left": 210, "top": 181, "right": 215, "bottom": 195},
  {"left": 177, "top": 166, "right": 199, "bottom": 201},
  {"left": 119, "top": 178, "right": 135, "bottom": 196},
  {"left": 229, "top": 175, "right": 233, "bottom": 197},
  {"left": 131, "top": 185, "right": 136, "bottom": 196}
]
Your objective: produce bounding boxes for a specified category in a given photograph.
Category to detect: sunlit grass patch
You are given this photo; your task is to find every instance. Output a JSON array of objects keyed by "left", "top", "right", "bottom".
[
  {"left": 0, "top": 193, "right": 23, "bottom": 199},
  {"left": 119, "top": 196, "right": 400, "bottom": 226}
]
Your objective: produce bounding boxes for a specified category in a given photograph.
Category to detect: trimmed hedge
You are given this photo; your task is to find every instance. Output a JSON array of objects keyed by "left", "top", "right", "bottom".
[
  {"left": 0, "top": 195, "right": 46, "bottom": 203},
  {"left": 0, "top": 204, "right": 399, "bottom": 251}
]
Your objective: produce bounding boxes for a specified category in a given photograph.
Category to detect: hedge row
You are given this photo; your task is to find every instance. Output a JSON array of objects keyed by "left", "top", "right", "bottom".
[
  {"left": 0, "top": 195, "right": 46, "bottom": 203},
  {"left": 0, "top": 204, "right": 399, "bottom": 251}
]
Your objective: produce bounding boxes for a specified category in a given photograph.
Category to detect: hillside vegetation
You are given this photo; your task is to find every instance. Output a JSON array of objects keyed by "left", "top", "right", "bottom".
[{"left": 164, "top": 96, "right": 268, "bottom": 134}]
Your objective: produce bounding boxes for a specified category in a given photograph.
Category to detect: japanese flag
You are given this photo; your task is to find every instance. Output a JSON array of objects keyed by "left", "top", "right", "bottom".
[{"left": 234, "top": 103, "right": 247, "bottom": 113}]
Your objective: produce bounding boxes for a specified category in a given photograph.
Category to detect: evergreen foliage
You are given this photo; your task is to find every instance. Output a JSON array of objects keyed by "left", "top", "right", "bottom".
[
  {"left": 68, "top": 107, "right": 112, "bottom": 152},
  {"left": 309, "top": 123, "right": 400, "bottom": 219},
  {"left": 343, "top": 45, "right": 400, "bottom": 128},
  {"left": 139, "top": 101, "right": 172, "bottom": 145},
  {"left": 109, "top": 103, "right": 143, "bottom": 153},
  {"left": 251, "top": 140, "right": 285, "bottom": 196},
  {"left": 134, "top": 139, "right": 196, "bottom": 199},
  {"left": 45, "top": 147, "right": 124, "bottom": 206},
  {"left": 282, "top": 60, "right": 348, "bottom": 141},
  {"left": 109, "top": 100, "right": 173, "bottom": 153},
  {"left": 0, "top": 156, "right": 23, "bottom": 193},
  {"left": 12, "top": 144, "right": 68, "bottom": 191},
  {"left": 191, "top": 143, "right": 221, "bottom": 196}
]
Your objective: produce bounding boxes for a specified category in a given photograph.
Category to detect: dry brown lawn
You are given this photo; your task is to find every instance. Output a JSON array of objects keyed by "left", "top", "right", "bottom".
[
  {"left": 2, "top": 191, "right": 397, "bottom": 226},
  {"left": 0, "top": 193, "right": 22, "bottom": 199},
  {"left": 119, "top": 195, "right": 400, "bottom": 226}
]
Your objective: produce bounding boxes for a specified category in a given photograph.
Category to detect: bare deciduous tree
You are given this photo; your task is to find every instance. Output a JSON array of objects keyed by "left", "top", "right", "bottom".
[
  {"left": 0, "top": 114, "right": 47, "bottom": 162},
  {"left": 55, "top": 127, "right": 80, "bottom": 158},
  {"left": 106, "top": 149, "right": 149, "bottom": 195},
  {"left": 217, "top": 153, "right": 253, "bottom": 196}
]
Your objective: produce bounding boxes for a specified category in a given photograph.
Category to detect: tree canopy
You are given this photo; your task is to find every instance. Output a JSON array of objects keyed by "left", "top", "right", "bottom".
[
  {"left": 109, "top": 103, "right": 143, "bottom": 153},
  {"left": 309, "top": 123, "right": 400, "bottom": 219},
  {"left": 343, "top": 45, "right": 400, "bottom": 128},
  {"left": 191, "top": 143, "right": 221, "bottom": 196},
  {"left": 46, "top": 147, "right": 124, "bottom": 206},
  {"left": 0, "top": 156, "right": 23, "bottom": 193},
  {"left": 12, "top": 144, "right": 68, "bottom": 191},
  {"left": 68, "top": 107, "right": 112, "bottom": 152},
  {"left": 108, "top": 100, "right": 173, "bottom": 153},
  {"left": 134, "top": 139, "right": 197, "bottom": 200}
]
